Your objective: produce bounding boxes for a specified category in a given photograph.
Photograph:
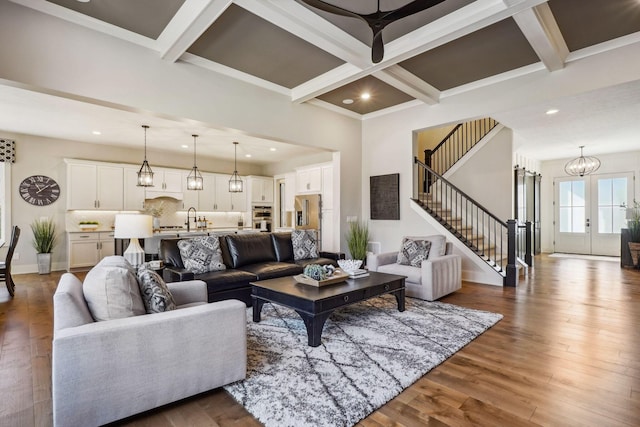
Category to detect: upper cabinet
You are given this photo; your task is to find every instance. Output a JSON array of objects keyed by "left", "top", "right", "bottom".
[
  {"left": 296, "top": 166, "right": 322, "bottom": 194},
  {"left": 123, "top": 167, "right": 146, "bottom": 211},
  {"left": 248, "top": 176, "right": 274, "bottom": 204},
  {"left": 66, "top": 160, "right": 123, "bottom": 210}
]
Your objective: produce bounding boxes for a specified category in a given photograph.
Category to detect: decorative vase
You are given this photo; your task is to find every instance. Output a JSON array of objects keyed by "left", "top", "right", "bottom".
[
  {"left": 153, "top": 217, "right": 160, "bottom": 230},
  {"left": 628, "top": 242, "right": 640, "bottom": 267},
  {"left": 37, "top": 253, "right": 52, "bottom": 274}
]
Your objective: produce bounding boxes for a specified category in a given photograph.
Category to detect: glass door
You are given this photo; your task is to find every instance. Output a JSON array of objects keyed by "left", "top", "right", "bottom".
[{"left": 554, "top": 173, "right": 633, "bottom": 255}]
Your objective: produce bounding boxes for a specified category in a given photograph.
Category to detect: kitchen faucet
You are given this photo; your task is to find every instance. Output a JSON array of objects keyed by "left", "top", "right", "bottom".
[{"left": 186, "top": 207, "right": 197, "bottom": 232}]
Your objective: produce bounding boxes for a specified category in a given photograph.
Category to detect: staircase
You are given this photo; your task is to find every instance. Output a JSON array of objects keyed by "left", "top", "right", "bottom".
[{"left": 414, "top": 118, "right": 531, "bottom": 286}]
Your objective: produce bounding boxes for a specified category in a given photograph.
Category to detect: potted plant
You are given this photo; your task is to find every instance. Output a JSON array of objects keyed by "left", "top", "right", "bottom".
[
  {"left": 144, "top": 201, "right": 164, "bottom": 229},
  {"left": 31, "top": 217, "right": 58, "bottom": 274},
  {"left": 627, "top": 201, "right": 640, "bottom": 266},
  {"left": 345, "top": 220, "right": 369, "bottom": 263}
]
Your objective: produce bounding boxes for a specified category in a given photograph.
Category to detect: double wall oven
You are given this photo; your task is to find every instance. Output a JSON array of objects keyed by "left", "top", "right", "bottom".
[{"left": 252, "top": 205, "right": 272, "bottom": 232}]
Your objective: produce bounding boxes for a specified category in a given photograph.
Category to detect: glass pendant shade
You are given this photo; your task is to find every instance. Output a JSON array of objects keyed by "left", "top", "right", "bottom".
[
  {"left": 137, "top": 125, "right": 154, "bottom": 187},
  {"left": 186, "top": 134, "right": 203, "bottom": 190},
  {"left": 229, "top": 141, "right": 243, "bottom": 193},
  {"left": 564, "top": 146, "right": 601, "bottom": 177}
]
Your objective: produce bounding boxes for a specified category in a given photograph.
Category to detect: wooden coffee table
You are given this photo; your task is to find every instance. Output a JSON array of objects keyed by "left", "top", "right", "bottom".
[{"left": 251, "top": 271, "right": 406, "bottom": 347}]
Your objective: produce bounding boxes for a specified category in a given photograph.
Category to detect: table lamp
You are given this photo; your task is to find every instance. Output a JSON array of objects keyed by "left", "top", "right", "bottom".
[{"left": 114, "top": 214, "right": 153, "bottom": 268}]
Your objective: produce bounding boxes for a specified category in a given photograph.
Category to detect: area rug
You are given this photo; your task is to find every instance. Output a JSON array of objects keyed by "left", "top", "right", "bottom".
[{"left": 223, "top": 295, "right": 502, "bottom": 427}]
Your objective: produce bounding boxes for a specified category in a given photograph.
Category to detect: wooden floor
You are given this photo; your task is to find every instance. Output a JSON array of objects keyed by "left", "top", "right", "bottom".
[{"left": 1, "top": 254, "right": 639, "bottom": 426}]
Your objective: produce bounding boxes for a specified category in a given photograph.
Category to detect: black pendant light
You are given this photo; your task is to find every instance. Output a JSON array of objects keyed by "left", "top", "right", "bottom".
[
  {"left": 137, "top": 125, "right": 154, "bottom": 187},
  {"left": 186, "top": 134, "right": 203, "bottom": 190},
  {"left": 229, "top": 141, "right": 243, "bottom": 193}
]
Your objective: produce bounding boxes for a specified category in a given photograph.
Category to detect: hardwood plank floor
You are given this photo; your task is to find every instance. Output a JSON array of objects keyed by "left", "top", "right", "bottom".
[{"left": 1, "top": 254, "right": 639, "bottom": 426}]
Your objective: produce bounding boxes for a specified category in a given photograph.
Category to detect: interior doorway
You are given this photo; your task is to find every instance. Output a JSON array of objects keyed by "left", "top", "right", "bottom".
[
  {"left": 554, "top": 172, "right": 633, "bottom": 256},
  {"left": 514, "top": 167, "right": 541, "bottom": 255}
]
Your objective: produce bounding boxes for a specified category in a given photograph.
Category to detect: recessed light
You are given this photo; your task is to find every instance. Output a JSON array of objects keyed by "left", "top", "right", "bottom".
[
  {"left": 546, "top": 109, "right": 559, "bottom": 115},
  {"left": 361, "top": 92, "right": 371, "bottom": 100},
  {"left": 342, "top": 99, "right": 354, "bottom": 104},
  {"left": 92, "top": 130, "right": 101, "bottom": 135},
  {"left": 181, "top": 144, "right": 189, "bottom": 149},
  {"left": 269, "top": 147, "right": 276, "bottom": 152},
  {"left": 245, "top": 154, "right": 252, "bottom": 158}
]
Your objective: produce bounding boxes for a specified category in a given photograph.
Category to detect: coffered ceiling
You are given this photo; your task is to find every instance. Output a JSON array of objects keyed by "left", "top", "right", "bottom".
[{"left": 3, "top": 0, "right": 640, "bottom": 161}]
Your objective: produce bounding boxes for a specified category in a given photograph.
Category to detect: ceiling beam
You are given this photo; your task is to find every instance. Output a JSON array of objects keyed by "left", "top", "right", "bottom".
[
  {"left": 372, "top": 66, "right": 440, "bottom": 105},
  {"left": 235, "top": 0, "right": 372, "bottom": 69},
  {"left": 512, "top": 3, "right": 569, "bottom": 71},
  {"left": 157, "top": 0, "right": 232, "bottom": 62}
]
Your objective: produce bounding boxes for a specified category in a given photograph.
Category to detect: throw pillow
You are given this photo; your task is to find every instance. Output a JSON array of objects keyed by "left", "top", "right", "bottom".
[
  {"left": 137, "top": 266, "right": 177, "bottom": 313},
  {"left": 397, "top": 238, "right": 432, "bottom": 267},
  {"left": 177, "top": 236, "right": 226, "bottom": 274},
  {"left": 82, "top": 256, "right": 145, "bottom": 321},
  {"left": 291, "top": 229, "right": 318, "bottom": 261},
  {"left": 404, "top": 235, "right": 447, "bottom": 260}
]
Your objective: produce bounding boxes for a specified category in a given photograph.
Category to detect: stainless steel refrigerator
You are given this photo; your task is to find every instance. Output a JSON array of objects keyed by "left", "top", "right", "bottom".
[{"left": 294, "top": 194, "right": 322, "bottom": 249}]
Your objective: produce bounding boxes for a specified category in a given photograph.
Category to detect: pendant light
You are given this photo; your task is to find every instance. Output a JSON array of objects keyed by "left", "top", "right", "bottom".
[
  {"left": 137, "top": 125, "right": 154, "bottom": 187},
  {"left": 229, "top": 141, "right": 243, "bottom": 192},
  {"left": 186, "top": 134, "right": 203, "bottom": 190},
  {"left": 564, "top": 146, "right": 601, "bottom": 177}
]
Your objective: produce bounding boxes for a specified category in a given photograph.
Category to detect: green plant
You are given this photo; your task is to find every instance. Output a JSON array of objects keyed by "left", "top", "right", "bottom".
[
  {"left": 345, "top": 220, "right": 369, "bottom": 261},
  {"left": 628, "top": 200, "right": 640, "bottom": 242},
  {"left": 31, "top": 217, "right": 58, "bottom": 254}
]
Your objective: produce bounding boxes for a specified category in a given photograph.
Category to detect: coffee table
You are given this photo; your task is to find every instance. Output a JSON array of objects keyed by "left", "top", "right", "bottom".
[{"left": 251, "top": 271, "right": 406, "bottom": 347}]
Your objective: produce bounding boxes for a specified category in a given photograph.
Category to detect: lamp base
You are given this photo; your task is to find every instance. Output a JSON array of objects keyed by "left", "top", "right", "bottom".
[{"left": 123, "top": 238, "right": 145, "bottom": 269}]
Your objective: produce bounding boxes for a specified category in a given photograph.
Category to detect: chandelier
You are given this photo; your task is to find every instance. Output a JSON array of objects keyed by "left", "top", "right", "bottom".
[
  {"left": 186, "top": 134, "right": 203, "bottom": 190},
  {"left": 564, "top": 146, "right": 601, "bottom": 177},
  {"left": 137, "top": 125, "right": 154, "bottom": 187},
  {"left": 229, "top": 141, "right": 243, "bottom": 193}
]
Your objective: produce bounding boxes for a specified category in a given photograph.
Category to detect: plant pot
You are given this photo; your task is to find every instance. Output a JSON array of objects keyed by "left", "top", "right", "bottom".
[
  {"left": 153, "top": 217, "right": 161, "bottom": 230},
  {"left": 37, "top": 253, "right": 52, "bottom": 274},
  {"left": 628, "top": 242, "right": 640, "bottom": 267}
]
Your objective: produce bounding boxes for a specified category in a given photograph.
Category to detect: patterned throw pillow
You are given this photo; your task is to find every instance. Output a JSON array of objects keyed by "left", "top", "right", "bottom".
[
  {"left": 177, "top": 236, "right": 226, "bottom": 274},
  {"left": 397, "top": 238, "right": 432, "bottom": 267},
  {"left": 291, "top": 229, "right": 318, "bottom": 261},
  {"left": 137, "top": 266, "right": 177, "bottom": 313}
]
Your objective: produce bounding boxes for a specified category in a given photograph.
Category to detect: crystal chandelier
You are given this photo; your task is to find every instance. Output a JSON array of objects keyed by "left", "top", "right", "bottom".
[
  {"left": 564, "top": 146, "right": 601, "bottom": 177},
  {"left": 186, "top": 134, "right": 203, "bottom": 190},
  {"left": 229, "top": 141, "right": 243, "bottom": 192},
  {"left": 137, "top": 125, "right": 154, "bottom": 187}
]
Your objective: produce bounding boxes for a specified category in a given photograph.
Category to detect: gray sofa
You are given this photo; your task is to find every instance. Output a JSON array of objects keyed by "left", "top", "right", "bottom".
[{"left": 52, "top": 272, "right": 246, "bottom": 427}]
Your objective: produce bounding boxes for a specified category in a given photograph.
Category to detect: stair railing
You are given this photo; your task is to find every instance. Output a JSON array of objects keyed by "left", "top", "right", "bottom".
[
  {"left": 424, "top": 117, "right": 498, "bottom": 178},
  {"left": 414, "top": 156, "right": 520, "bottom": 286}
]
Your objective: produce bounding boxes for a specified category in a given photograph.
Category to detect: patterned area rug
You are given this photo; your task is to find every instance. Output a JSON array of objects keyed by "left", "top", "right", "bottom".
[{"left": 224, "top": 295, "right": 502, "bottom": 427}]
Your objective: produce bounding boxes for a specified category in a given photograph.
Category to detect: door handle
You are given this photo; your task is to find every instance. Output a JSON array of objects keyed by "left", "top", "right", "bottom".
[{"left": 586, "top": 219, "right": 590, "bottom": 227}]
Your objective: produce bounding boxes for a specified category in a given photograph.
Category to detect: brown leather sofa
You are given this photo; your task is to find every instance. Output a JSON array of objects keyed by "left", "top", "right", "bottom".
[{"left": 159, "top": 232, "right": 343, "bottom": 305}]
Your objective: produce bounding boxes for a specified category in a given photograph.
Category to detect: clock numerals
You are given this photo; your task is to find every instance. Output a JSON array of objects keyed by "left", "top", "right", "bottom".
[{"left": 20, "top": 175, "right": 60, "bottom": 206}]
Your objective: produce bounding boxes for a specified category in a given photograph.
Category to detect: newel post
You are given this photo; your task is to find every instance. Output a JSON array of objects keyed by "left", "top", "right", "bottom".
[{"left": 506, "top": 219, "right": 518, "bottom": 287}]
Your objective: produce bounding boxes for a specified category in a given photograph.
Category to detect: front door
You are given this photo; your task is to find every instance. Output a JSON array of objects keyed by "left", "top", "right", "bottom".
[{"left": 554, "top": 173, "right": 633, "bottom": 255}]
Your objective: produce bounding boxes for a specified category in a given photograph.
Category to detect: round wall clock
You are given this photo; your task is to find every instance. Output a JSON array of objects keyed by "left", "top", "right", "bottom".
[{"left": 19, "top": 175, "right": 60, "bottom": 206}]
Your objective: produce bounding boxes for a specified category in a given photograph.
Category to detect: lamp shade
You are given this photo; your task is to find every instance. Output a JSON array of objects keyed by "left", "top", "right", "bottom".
[{"left": 114, "top": 214, "right": 154, "bottom": 239}]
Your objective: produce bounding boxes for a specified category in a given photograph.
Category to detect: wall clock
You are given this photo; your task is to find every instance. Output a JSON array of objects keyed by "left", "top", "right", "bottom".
[{"left": 19, "top": 175, "right": 60, "bottom": 206}]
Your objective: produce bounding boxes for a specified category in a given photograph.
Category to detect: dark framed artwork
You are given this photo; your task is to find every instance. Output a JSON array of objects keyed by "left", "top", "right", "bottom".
[{"left": 370, "top": 173, "right": 400, "bottom": 220}]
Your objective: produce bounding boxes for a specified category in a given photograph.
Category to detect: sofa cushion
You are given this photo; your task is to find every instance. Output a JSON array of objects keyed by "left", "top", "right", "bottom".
[
  {"left": 378, "top": 262, "right": 423, "bottom": 285},
  {"left": 159, "top": 238, "right": 185, "bottom": 269},
  {"left": 404, "top": 235, "right": 447, "bottom": 260},
  {"left": 223, "top": 233, "right": 277, "bottom": 268},
  {"left": 291, "top": 229, "right": 318, "bottom": 260},
  {"left": 239, "top": 262, "right": 303, "bottom": 281},
  {"left": 397, "top": 238, "right": 432, "bottom": 267},
  {"left": 271, "top": 232, "right": 294, "bottom": 262},
  {"left": 82, "top": 256, "right": 145, "bottom": 321},
  {"left": 194, "top": 269, "right": 257, "bottom": 292},
  {"left": 177, "top": 236, "right": 226, "bottom": 274},
  {"left": 137, "top": 266, "right": 177, "bottom": 313}
]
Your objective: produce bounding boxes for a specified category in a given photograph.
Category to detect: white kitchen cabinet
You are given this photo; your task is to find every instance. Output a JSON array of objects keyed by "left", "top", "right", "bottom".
[
  {"left": 67, "top": 231, "right": 115, "bottom": 270},
  {"left": 231, "top": 177, "right": 247, "bottom": 211},
  {"left": 156, "top": 169, "right": 182, "bottom": 193},
  {"left": 321, "top": 165, "right": 333, "bottom": 210},
  {"left": 124, "top": 167, "right": 146, "bottom": 211},
  {"left": 181, "top": 170, "right": 201, "bottom": 210},
  {"left": 66, "top": 161, "right": 123, "bottom": 210},
  {"left": 296, "top": 167, "right": 321, "bottom": 194},
  {"left": 248, "top": 176, "right": 274, "bottom": 204},
  {"left": 214, "top": 174, "right": 232, "bottom": 211}
]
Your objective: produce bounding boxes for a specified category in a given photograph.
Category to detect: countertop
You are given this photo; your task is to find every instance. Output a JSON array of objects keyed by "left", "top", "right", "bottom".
[{"left": 67, "top": 227, "right": 258, "bottom": 234}]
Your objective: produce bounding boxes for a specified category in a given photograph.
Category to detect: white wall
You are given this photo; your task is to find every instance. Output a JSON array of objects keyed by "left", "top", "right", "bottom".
[{"left": 540, "top": 150, "right": 640, "bottom": 253}]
